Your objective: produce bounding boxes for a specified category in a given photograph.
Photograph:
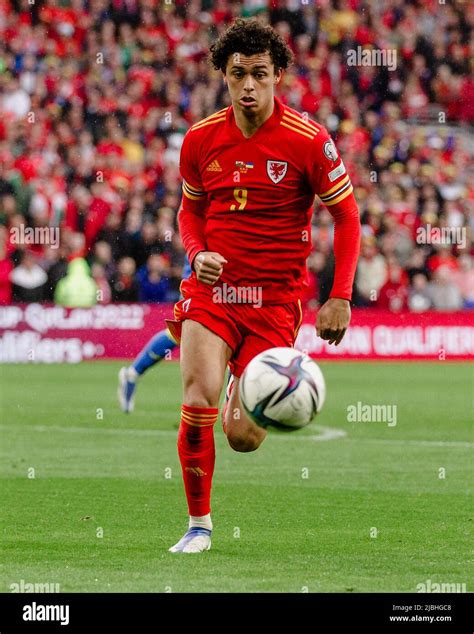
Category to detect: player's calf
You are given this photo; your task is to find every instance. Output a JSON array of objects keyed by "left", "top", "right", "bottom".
[
  {"left": 170, "top": 319, "right": 231, "bottom": 553},
  {"left": 224, "top": 377, "right": 267, "bottom": 452}
]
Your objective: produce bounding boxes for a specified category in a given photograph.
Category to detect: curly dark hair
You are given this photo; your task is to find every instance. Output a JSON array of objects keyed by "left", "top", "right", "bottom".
[{"left": 209, "top": 18, "right": 293, "bottom": 74}]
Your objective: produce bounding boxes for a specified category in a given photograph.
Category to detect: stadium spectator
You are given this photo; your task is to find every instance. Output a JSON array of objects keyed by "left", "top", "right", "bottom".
[
  {"left": 406, "top": 249, "right": 430, "bottom": 283},
  {"left": 92, "top": 262, "right": 112, "bottom": 304},
  {"left": 376, "top": 259, "right": 409, "bottom": 312},
  {"left": 452, "top": 254, "right": 474, "bottom": 309},
  {"left": 427, "top": 245, "right": 460, "bottom": 274},
  {"left": 54, "top": 258, "right": 98, "bottom": 308},
  {"left": 10, "top": 251, "right": 47, "bottom": 302},
  {"left": 89, "top": 240, "right": 117, "bottom": 285},
  {"left": 408, "top": 273, "right": 432, "bottom": 313},
  {"left": 112, "top": 256, "right": 140, "bottom": 302},
  {"left": 428, "top": 266, "right": 463, "bottom": 311},
  {"left": 2, "top": 76, "right": 31, "bottom": 120},
  {"left": 355, "top": 236, "right": 387, "bottom": 306},
  {"left": 137, "top": 253, "right": 170, "bottom": 303},
  {"left": 42, "top": 244, "right": 69, "bottom": 302}
]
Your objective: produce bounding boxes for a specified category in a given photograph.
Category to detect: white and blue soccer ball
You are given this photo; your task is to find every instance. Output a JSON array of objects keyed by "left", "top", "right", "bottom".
[{"left": 239, "top": 347, "right": 326, "bottom": 431}]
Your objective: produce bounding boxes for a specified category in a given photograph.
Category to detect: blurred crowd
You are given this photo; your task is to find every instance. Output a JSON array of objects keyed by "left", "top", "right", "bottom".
[{"left": 0, "top": 0, "right": 473, "bottom": 311}]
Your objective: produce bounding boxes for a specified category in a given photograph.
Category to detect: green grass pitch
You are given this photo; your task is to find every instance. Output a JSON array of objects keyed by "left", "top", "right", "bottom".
[{"left": 1, "top": 361, "right": 472, "bottom": 593}]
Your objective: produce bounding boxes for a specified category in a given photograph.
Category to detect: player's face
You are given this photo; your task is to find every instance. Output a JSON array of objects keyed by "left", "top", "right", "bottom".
[{"left": 224, "top": 52, "right": 281, "bottom": 115}]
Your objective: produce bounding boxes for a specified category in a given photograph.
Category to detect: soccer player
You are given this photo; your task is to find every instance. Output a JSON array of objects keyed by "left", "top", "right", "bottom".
[
  {"left": 166, "top": 19, "right": 361, "bottom": 553},
  {"left": 117, "top": 258, "right": 191, "bottom": 413}
]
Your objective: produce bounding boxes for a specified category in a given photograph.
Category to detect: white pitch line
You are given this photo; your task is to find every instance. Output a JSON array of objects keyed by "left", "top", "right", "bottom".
[
  {"left": 297, "top": 425, "right": 347, "bottom": 442},
  {"left": 1, "top": 424, "right": 471, "bottom": 447},
  {"left": 0, "top": 424, "right": 170, "bottom": 438},
  {"left": 0, "top": 423, "right": 346, "bottom": 443},
  {"left": 347, "top": 438, "right": 474, "bottom": 449}
]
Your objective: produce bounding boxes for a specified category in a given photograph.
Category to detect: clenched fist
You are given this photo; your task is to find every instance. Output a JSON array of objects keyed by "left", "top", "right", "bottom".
[{"left": 194, "top": 251, "right": 228, "bottom": 285}]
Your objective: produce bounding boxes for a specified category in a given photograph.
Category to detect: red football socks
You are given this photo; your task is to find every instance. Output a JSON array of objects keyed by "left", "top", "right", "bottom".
[{"left": 178, "top": 404, "right": 218, "bottom": 517}]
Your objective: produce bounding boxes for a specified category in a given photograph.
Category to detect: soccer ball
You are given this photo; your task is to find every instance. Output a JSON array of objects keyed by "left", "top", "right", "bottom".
[{"left": 239, "top": 347, "right": 326, "bottom": 431}]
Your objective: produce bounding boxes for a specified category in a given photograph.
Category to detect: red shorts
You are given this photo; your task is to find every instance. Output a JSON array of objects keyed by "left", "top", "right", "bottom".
[{"left": 165, "top": 276, "right": 303, "bottom": 378}]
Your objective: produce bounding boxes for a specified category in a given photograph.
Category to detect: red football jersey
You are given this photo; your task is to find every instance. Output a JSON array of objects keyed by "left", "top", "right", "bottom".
[{"left": 179, "top": 97, "right": 360, "bottom": 303}]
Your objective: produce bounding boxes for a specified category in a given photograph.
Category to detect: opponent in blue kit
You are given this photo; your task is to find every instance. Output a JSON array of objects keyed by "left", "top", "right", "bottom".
[{"left": 117, "top": 258, "right": 192, "bottom": 413}]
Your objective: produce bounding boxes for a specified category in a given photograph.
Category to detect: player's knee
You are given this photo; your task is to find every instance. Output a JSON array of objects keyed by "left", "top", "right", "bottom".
[
  {"left": 183, "top": 394, "right": 217, "bottom": 408},
  {"left": 183, "top": 379, "right": 219, "bottom": 409}
]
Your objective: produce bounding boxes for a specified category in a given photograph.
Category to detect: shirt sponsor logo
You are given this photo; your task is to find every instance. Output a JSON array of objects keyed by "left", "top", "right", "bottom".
[
  {"left": 323, "top": 140, "right": 338, "bottom": 162},
  {"left": 266, "top": 160, "right": 288, "bottom": 184},
  {"left": 328, "top": 161, "right": 346, "bottom": 182}
]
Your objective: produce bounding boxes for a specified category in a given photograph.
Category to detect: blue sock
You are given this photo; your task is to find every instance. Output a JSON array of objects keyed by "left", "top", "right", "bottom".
[{"left": 132, "top": 329, "right": 178, "bottom": 376}]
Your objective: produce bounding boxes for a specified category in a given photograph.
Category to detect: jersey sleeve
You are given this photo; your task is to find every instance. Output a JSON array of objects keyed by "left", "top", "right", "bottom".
[
  {"left": 306, "top": 129, "right": 361, "bottom": 301},
  {"left": 307, "top": 128, "right": 353, "bottom": 206},
  {"left": 178, "top": 131, "right": 208, "bottom": 268},
  {"left": 180, "top": 130, "right": 206, "bottom": 204}
]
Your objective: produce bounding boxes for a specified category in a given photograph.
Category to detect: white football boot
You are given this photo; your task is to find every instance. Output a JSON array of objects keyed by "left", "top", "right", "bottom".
[
  {"left": 117, "top": 367, "right": 137, "bottom": 413},
  {"left": 168, "top": 527, "right": 212, "bottom": 553}
]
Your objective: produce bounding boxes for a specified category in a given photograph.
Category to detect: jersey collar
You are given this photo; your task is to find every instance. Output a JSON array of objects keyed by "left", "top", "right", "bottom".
[{"left": 226, "top": 97, "right": 283, "bottom": 141}]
